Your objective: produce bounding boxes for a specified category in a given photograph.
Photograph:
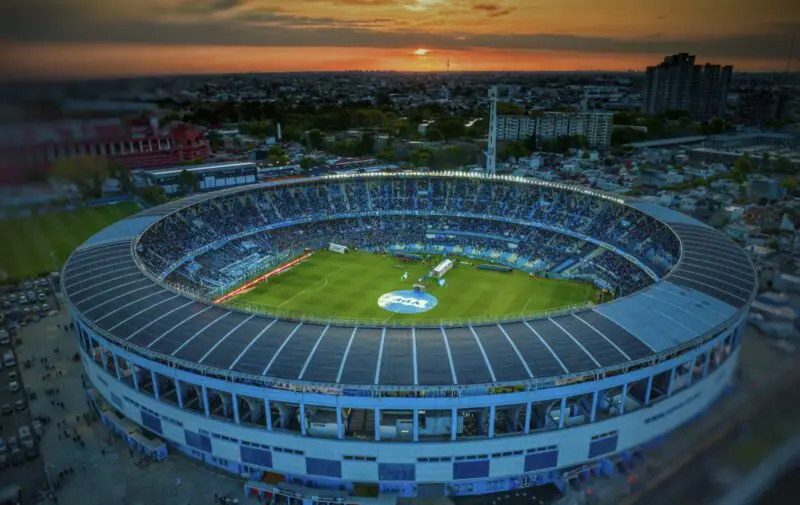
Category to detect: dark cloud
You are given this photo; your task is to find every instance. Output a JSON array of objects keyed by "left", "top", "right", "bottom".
[
  {"left": 470, "top": 2, "right": 516, "bottom": 18},
  {"left": 0, "top": 0, "right": 791, "bottom": 63}
]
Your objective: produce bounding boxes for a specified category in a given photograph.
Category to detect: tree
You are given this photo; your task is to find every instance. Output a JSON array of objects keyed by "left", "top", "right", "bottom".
[
  {"left": 51, "top": 156, "right": 110, "bottom": 199},
  {"left": 108, "top": 162, "right": 134, "bottom": 195},
  {"left": 774, "top": 156, "right": 794, "bottom": 174},
  {"left": 376, "top": 150, "right": 396, "bottom": 162},
  {"left": 733, "top": 154, "right": 754, "bottom": 178},
  {"left": 435, "top": 118, "right": 467, "bottom": 140},
  {"left": 267, "top": 145, "right": 285, "bottom": 157},
  {"left": 300, "top": 157, "right": 323, "bottom": 171},
  {"left": 410, "top": 149, "right": 432, "bottom": 167},
  {"left": 761, "top": 152, "right": 771, "bottom": 169},
  {"left": 137, "top": 185, "right": 167, "bottom": 205},
  {"left": 178, "top": 169, "right": 200, "bottom": 194},
  {"left": 780, "top": 178, "right": 797, "bottom": 193},
  {"left": 355, "top": 134, "right": 375, "bottom": 156},
  {"left": 306, "top": 129, "right": 325, "bottom": 150},
  {"left": 425, "top": 128, "right": 445, "bottom": 142}
]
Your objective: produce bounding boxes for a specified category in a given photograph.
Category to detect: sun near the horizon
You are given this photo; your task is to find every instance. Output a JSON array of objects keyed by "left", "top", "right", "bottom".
[{"left": 413, "top": 48, "right": 430, "bottom": 56}]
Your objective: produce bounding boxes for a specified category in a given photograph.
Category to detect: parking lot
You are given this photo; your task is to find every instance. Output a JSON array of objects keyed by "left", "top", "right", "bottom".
[
  {"left": 5, "top": 278, "right": 247, "bottom": 505},
  {"left": 1, "top": 276, "right": 55, "bottom": 505}
]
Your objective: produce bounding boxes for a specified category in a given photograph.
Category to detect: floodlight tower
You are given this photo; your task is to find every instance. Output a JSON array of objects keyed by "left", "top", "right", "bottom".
[{"left": 486, "top": 86, "right": 498, "bottom": 175}]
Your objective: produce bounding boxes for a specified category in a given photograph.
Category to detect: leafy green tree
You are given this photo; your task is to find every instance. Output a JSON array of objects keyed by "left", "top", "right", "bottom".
[
  {"left": 410, "top": 149, "right": 432, "bottom": 167},
  {"left": 780, "top": 178, "right": 797, "bottom": 193},
  {"left": 178, "top": 169, "right": 200, "bottom": 194},
  {"left": 425, "top": 128, "right": 445, "bottom": 142},
  {"left": 268, "top": 145, "right": 285, "bottom": 157},
  {"left": 435, "top": 118, "right": 467, "bottom": 140},
  {"left": 51, "top": 156, "right": 110, "bottom": 199},
  {"left": 137, "top": 185, "right": 167, "bottom": 204},
  {"left": 306, "top": 129, "right": 325, "bottom": 150},
  {"left": 774, "top": 156, "right": 794, "bottom": 174},
  {"left": 376, "top": 150, "right": 396, "bottom": 162},
  {"left": 300, "top": 157, "right": 323, "bottom": 171}
]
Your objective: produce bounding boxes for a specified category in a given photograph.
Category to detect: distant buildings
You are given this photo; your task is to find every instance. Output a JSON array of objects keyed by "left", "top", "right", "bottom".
[
  {"left": 0, "top": 117, "right": 210, "bottom": 185},
  {"left": 496, "top": 111, "right": 613, "bottom": 146},
  {"left": 641, "top": 53, "right": 732, "bottom": 120}
]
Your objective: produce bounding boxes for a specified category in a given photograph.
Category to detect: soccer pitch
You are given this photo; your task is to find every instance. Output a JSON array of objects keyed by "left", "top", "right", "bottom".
[
  {"left": 0, "top": 202, "right": 140, "bottom": 282},
  {"left": 230, "top": 250, "right": 599, "bottom": 324}
]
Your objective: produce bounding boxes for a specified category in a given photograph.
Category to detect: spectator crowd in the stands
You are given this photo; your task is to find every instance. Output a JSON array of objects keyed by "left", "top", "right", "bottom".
[{"left": 136, "top": 177, "right": 680, "bottom": 297}]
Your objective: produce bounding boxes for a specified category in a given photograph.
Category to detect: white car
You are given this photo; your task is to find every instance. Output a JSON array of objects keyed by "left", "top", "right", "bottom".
[{"left": 8, "top": 381, "right": 19, "bottom": 393}]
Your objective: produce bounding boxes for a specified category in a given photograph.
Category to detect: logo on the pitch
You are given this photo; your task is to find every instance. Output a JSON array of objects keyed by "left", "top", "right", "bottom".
[{"left": 378, "top": 290, "right": 438, "bottom": 314}]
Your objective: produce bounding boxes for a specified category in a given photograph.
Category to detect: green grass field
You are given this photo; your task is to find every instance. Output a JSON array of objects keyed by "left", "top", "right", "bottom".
[
  {"left": 0, "top": 202, "right": 140, "bottom": 282},
  {"left": 230, "top": 250, "right": 599, "bottom": 324}
]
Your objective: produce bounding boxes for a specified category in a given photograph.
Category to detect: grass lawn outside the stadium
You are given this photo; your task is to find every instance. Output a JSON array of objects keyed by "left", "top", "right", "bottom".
[
  {"left": 0, "top": 202, "right": 140, "bottom": 282},
  {"left": 229, "top": 250, "right": 601, "bottom": 324}
]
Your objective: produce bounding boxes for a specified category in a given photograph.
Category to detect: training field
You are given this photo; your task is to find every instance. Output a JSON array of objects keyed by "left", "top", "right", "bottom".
[
  {"left": 0, "top": 202, "right": 140, "bottom": 282},
  {"left": 230, "top": 250, "right": 599, "bottom": 323}
]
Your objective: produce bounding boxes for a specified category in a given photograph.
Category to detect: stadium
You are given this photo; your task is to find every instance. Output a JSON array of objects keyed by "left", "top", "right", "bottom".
[{"left": 61, "top": 173, "right": 757, "bottom": 503}]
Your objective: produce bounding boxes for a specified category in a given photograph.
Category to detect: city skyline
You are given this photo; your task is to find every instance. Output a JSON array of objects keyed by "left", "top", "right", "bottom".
[{"left": 0, "top": 0, "right": 798, "bottom": 80}]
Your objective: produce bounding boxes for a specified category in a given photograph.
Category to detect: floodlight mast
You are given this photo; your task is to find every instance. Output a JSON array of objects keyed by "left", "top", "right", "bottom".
[{"left": 486, "top": 85, "right": 498, "bottom": 175}]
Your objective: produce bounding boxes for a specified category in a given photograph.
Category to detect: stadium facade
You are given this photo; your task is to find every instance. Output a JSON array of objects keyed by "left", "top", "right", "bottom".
[{"left": 62, "top": 173, "right": 757, "bottom": 503}]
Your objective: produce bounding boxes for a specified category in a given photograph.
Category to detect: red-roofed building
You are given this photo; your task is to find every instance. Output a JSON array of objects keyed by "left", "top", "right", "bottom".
[{"left": 0, "top": 117, "right": 210, "bottom": 184}]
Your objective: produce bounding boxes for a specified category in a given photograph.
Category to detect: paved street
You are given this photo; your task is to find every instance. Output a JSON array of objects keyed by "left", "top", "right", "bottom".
[{"left": 14, "top": 306, "right": 250, "bottom": 505}]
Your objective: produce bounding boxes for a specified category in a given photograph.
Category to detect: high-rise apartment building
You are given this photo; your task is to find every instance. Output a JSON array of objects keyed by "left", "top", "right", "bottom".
[
  {"left": 496, "top": 112, "right": 613, "bottom": 146},
  {"left": 642, "top": 53, "right": 732, "bottom": 120}
]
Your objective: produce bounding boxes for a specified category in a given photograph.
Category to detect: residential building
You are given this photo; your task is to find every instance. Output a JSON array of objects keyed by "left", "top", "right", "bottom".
[
  {"left": 535, "top": 112, "right": 613, "bottom": 146},
  {"left": 496, "top": 112, "right": 613, "bottom": 146},
  {"left": 496, "top": 115, "right": 537, "bottom": 142},
  {"left": 641, "top": 53, "right": 732, "bottom": 120}
]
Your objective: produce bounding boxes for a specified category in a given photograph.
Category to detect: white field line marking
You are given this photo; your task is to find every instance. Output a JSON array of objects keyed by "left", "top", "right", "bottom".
[{"left": 277, "top": 267, "right": 342, "bottom": 308}]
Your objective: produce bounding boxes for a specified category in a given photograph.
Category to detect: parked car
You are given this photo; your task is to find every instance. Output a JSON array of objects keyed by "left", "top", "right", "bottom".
[
  {"left": 8, "top": 381, "right": 19, "bottom": 393},
  {"left": 25, "top": 446, "right": 38, "bottom": 461},
  {"left": 0, "top": 454, "right": 7, "bottom": 469},
  {"left": 32, "top": 419, "right": 42, "bottom": 437},
  {"left": 13, "top": 400, "right": 26, "bottom": 413},
  {"left": 37, "top": 293, "right": 46, "bottom": 302},
  {"left": 18, "top": 426, "right": 32, "bottom": 448},
  {"left": 0, "top": 437, "right": 6, "bottom": 455},
  {"left": 0, "top": 404, "right": 11, "bottom": 416},
  {"left": 10, "top": 448, "right": 22, "bottom": 466},
  {"left": 6, "top": 437, "right": 17, "bottom": 451}
]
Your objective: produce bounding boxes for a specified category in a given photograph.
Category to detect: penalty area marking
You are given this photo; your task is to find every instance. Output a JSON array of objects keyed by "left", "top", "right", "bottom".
[{"left": 277, "top": 267, "right": 342, "bottom": 308}]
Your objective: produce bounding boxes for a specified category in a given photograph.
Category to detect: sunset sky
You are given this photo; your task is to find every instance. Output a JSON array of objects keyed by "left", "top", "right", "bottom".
[{"left": 0, "top": 0, "right": 798, "bottom": 79}]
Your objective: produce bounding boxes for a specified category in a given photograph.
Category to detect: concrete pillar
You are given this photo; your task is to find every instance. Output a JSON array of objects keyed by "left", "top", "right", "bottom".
[
  {"left": 644, "top": 376, "right": 653, "bottom": 405},
  {"left": 667, "top": 368, "right": 676, "bottom": 396},
  {"left": 100, "top": 343, "right": 108, "bottom": 369},
  {"left": 703, "top": 350, "right": 711, "bottom": 377},
  {"left": 413, "top": 410, "right": 419, "bottom": 442},
  {"left": 157, "top": 138, "right": 162, "bottom": 151},
  {"left": 131, "top": 363, "right": 139, "bottom": 391},
  {"left": 590, "top": 390, "right": 598, "bottom": 422},
  {"left": 175, "top": 379, "right": 184, "bottom": 409},
  {"left": 113, "top": 354, "right": 121, "bottom": 381},
  {"left": 299, "top": 404, "right": 306, "bottom": 436},
  {"left": 488, "top": 405, "right": 495, "bottom": 438},
  {"left": 524, "top": 403, "right": 532, "bottom": 434},
  {"left": 477, "top": 409, "right": 488, "bottom": 436},
  {"left": 244, "top": 398, "right": 263, "bottom": 424},
  {"left": 220, "top": 393, "right": 232, "bottom": 418},
  {"left": 451, "top": 409, "right": 458, "bottom": 441},
  {"left": 619, "top": 383, "right": 628, "bottom": 415},
  {"left": 374, "top": 409, "right": 381, "bottom": 441},
  {"left": 275, "top": 403, "right": 290, "bottom": 430},
  {"left": 202, "top": 385, "right": 210, "bottom": 417},
  {"left": 232, "top": 394, "right": 240, "bottom": 424},
  {"left": 152, "top": 371, "right": 160, "bottom": 400},
  {"left": 688, "top": 354, "right": 697, "bottom": 387},
  {"left": 265, "top": 400, "right": 273, "bottom": 431},
  {"left": 558, "top": 397, "right": 567, "bottom": 429},
  {"left": 336, "top": 406, "right": 343, "bottom": 439}
]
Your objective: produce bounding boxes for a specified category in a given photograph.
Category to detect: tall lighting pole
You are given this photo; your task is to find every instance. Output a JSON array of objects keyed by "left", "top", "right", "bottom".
[{"left": 486, "top": 86, "right": 498, "bottom": 175}]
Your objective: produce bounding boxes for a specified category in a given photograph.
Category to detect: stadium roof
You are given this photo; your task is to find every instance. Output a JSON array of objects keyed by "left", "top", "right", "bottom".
[
  {"left": 63, "top": 176, "right": 757, "bottom": 388},
  {"left": 142, "top": 162, "right": 257, "bottom": 178}
]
